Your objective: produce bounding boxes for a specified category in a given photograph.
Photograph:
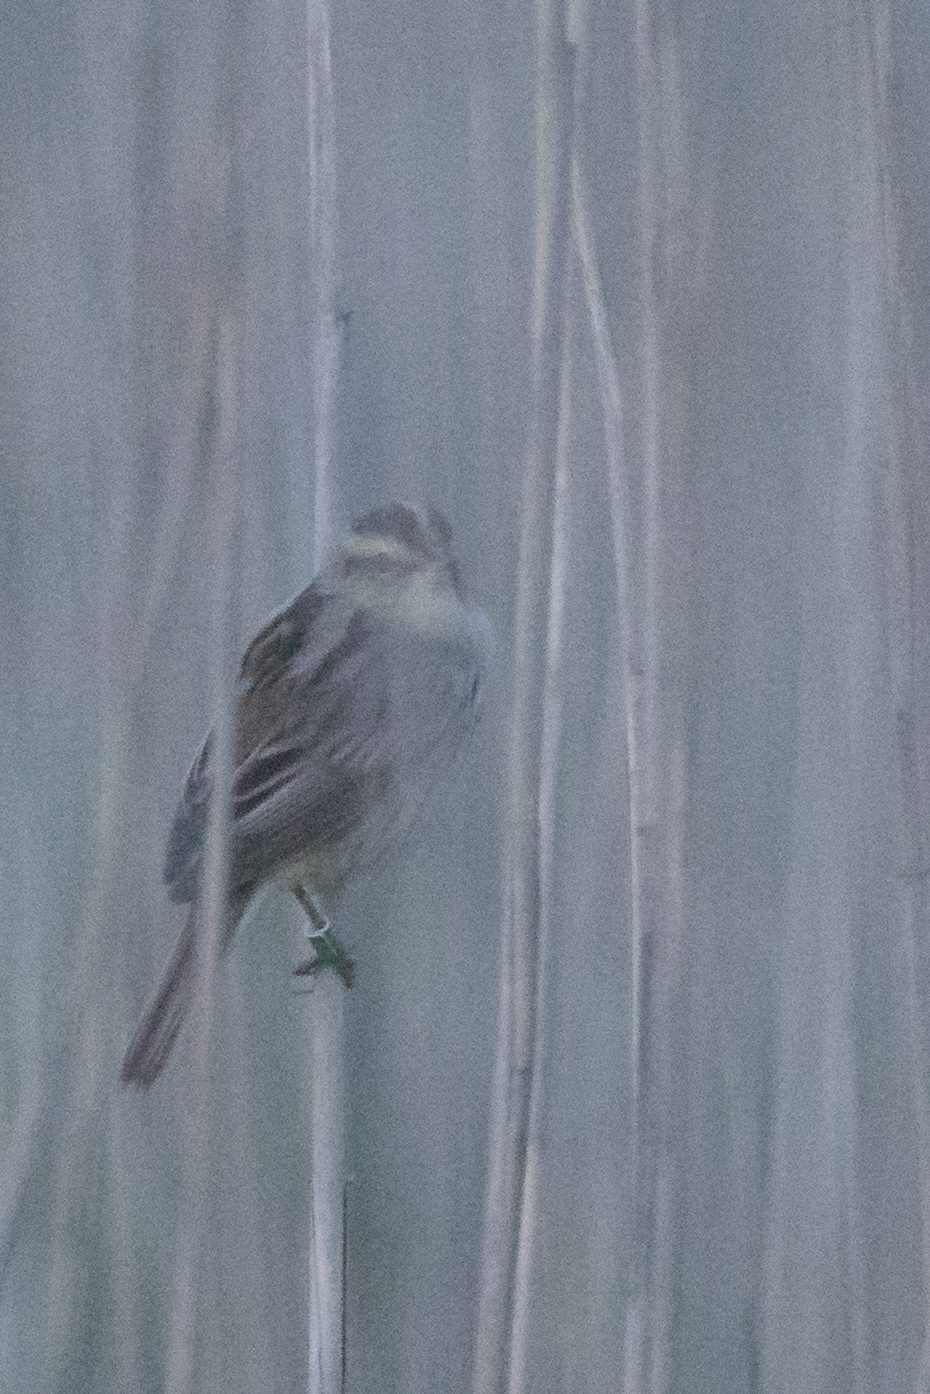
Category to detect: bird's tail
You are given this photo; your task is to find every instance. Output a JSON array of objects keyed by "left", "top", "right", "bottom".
[{"left": 120, "top": 891, "right": 250, "bottom": 1089}]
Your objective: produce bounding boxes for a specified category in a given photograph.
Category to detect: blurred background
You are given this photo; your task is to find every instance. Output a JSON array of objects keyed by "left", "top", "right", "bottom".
[{"left": 3, "top": 1, "right": 930, "bottom": 1391}]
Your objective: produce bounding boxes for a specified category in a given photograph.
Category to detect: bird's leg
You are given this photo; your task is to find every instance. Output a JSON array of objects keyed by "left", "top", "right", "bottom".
[
  {"left": 292, "top": 886, "right": 354, "bottom": 988},
  {"left": 294, "top": 883, "right": 330, "bottom": 937}
]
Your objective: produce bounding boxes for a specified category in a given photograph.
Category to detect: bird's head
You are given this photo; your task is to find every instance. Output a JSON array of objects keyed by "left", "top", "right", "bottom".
[{"left": 333, "top": 503, "right": 489, "bottom": 653}]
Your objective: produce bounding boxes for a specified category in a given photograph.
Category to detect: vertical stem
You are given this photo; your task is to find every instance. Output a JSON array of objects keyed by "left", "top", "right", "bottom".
[
  {"left": 307, "top": 0, "right": 339, "bottom": 559},
  {"left": 630, "top": 0, "right": 660, "bottom": 1122},
  {"left": 303, "top": 979, "right": 347, "bottom": 1394},
  {"left": 303, "top": 1, "right": 345, "bottom": 1390},
  {"left": 471, "top": 6, "right": 575, "bottom": 1393},
  {"left": 573, "top": 4, "right": 682, "bottom": 1359},
  {"left": 508, "top": 254, "right": 574, "bottom": 1394},
  {"left": 38, "top": 237, "right": 141, "bottom": 1394},
  {"left": 164, "top": 310, "right": 239, "bottom": 1394},
  {"left": 573, "top": 175, "right": 646, "bottom": 1392},
  {"left": 223, "top": 967, "right": 278, "bottom": 1392},
  {"left": 873, "top": 3, "right": 930, "bottom": 1372}
]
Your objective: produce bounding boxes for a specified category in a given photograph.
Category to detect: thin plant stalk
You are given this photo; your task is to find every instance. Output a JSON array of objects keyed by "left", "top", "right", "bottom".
[
  {"left": 164, "top": 312, "right": 239, "bottom": 1394},
  {"left": 303, "top": 0, "right": 346, "bottom": 1388},
  {"left": 574, "top": 7, "right": 689, "bottom": 1382},
  {"left": 872, "top": 7, "right": 930, "bottom": 1375},
  {"left": 224, "top": 963, "right": 278, "bottom": 1393},
  {"left": 573, "top": 171, "right": 645, "bottom": 1391},
  {"left": 630, "top": 0, "right": 661, "bottom": 1127},
  {"left": 303, "top": 978, "right": 347, "bottom": 1394},
  {"left": 573, "top": 145, "right": 658, "bottom": 1394},
  {"left": 307, "top": 0, "right": 339, "bottom": 561},
  {"left": 38, "top": 302, "right": 141, "bottom": 1393},
  {"left": 507, "top": 262, "right": 574, "bottom": 1394},
  {"left": 471, "top": 5, "right": 575, "bottom": 1391}
]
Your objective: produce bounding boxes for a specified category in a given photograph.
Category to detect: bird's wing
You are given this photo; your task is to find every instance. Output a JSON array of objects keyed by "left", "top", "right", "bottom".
[
  {"left": 164, "top": 591, "right": 390, "bottom": 902},
  {"left": 164, "top": 729, "right": 214, "bottom": 901}
]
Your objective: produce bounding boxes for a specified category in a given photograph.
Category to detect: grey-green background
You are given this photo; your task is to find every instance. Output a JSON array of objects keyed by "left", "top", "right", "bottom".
[{"left": 3, "top": 1, "right": 930, "bottom": 1391}]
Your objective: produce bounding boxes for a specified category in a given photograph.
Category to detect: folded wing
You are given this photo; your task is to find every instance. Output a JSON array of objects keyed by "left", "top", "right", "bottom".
[{"left": 164, "top": 591, "right": 390, "bottom": 902}]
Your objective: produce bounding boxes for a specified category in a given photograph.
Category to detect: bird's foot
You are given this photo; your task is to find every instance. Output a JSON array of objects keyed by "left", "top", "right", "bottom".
[{"left": 294, "top": 929, "right": 355, "bottom": 989}]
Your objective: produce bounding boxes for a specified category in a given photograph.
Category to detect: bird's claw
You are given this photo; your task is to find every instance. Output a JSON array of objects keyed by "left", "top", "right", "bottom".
[{"left": 293, "top": 931, "right": 354, "bottom": 989}]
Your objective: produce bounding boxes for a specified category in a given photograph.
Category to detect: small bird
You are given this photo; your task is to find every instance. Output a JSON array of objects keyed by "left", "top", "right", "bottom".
[{"left": 120, "top": 503, "right": 490, "bottom": 1088}]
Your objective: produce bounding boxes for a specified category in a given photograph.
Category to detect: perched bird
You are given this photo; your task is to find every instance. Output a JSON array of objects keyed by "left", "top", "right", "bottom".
[{"left": 121, "top": 503, "right": 489, "bottom": 1088}]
